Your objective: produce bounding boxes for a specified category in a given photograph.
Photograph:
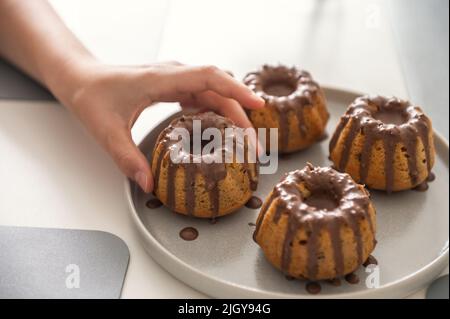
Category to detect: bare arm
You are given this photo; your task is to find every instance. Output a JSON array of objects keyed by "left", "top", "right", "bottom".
[
  {"left": 0, "top": 0, "right": 94, "bottom": 103},
  {"left": 0, "top": 0, "right": 263, "bottom": 192}
]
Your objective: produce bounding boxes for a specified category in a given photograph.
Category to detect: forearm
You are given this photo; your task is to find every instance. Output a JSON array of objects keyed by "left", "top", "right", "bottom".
[{"left": 0, "top": 0, "right": 95, "bottom": 104}]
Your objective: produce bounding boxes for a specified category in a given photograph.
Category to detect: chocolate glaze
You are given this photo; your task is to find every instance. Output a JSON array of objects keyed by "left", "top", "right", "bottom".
[
  {"left": 179, "top": 227, "right": 199, "bottom": 241},
  {"left": 146, "top": 198, "right": 163, "bottom": 209},
  {"left": 363, "top": 255, "right": 378, "bottom": 267},
  {"left": 317, "top": 133, "right": 329, "bottom": 142},
  {"left": 285, "top": 275, "right": 296, "bottom": 281},
  {"left": 245, "top": 196, "right": 263, "bottom": 209},
  {"left": 329, "top": 96, "right": 434, "bottom": 193},
  {"left": 243, "top": 65, "right": 329, "bottom": 151},
  {"left": 344, "top": 273, "right": 360, "bottom": 284},
  {"left": 306, "top": 282, "right": 322, "bottom": 294},
  {"left": 153, "top": 112, "right": 258, "bottom": 217},
  {"left": 414, "top": 171, "right": 436, "bottom": 191},
  {"left": 253, "top": 164, "right": 375, "bottom": 281},
  {"left": 327, "top": 278, "right": 342, "bottom": 286},
  {"left": 413, "top": 182, "right": 429, "bottom": 192}
]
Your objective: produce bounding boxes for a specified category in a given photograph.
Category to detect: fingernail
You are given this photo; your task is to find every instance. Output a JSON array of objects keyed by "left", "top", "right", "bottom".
[
  {"left": 254, "top": 95, "right": 265, "bottom": 107},
  {"left": 135, "top": 171, "right": 148, "bottom": 192}
]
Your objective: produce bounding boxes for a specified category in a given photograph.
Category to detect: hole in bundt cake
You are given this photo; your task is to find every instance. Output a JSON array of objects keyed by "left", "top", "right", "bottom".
[
  {"left": 304, "top": 191, "right": 339, "bottom": 211},
  {"left": 188, "top": 132, "right": 216, "bottom": 155},
  {"left": 262, "top": 78, "right": 297, "bottom": 97},
  {"left": 179, "top": 114, "right": 228, "bottom": 157},
  {"left": 190, "top": 139, "right": 213, "bottom": 154},
  {"left": 373, "top": 109, "right": 408, "bottom": 125}
]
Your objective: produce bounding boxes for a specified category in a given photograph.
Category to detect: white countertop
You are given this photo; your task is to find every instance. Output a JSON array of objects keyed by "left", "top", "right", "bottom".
[{"left": 0, "top": 0, "right": 446, "bottom": 298}]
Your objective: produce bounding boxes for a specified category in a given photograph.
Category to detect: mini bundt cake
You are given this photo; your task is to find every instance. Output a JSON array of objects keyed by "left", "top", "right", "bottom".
[
  {"left": 243, "top": 65, "right": 329, "bottom": 153},
  {"left": 253, "top": 164, "right": 376, "bottom": 281},
  {"left": 329, "top": 95, "right": 435, "bottom": 193},
  {"left": 152, "top": 112, "right": 259, "bottom": 218}
]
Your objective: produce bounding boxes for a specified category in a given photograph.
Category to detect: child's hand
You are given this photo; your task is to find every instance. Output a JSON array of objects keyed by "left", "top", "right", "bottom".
[{"left": 65, "top": 61, "right": 264, "bottom": 193}]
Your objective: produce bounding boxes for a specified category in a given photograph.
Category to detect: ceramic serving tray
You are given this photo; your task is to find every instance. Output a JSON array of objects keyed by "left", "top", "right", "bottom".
[{"left": 125, "top": 87, "right": 449, "bottom": 298}]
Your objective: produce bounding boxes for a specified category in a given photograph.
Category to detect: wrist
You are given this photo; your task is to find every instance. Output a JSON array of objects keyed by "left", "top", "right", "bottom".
[{"left": 43, "top": 52, "right": 99, "bottom": 109}]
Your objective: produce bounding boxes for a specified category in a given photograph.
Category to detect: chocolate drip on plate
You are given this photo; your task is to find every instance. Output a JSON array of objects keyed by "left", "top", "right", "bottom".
[
  {"left": 146, "top": 198, "right": 163, "bottom": 209},
  {"left": 413, "top": 171, "right": 436, "bottom": 191},
  {"left": 344, "top": 273, "right": 360, "bottom": 284},
  {"left": 179, "top": 227, "right": 199, "bottom": 241},
  {"left": 413, "top": 181, "right": 429, "bottom": 192},
  {"left": 305, "top": 282, "right": 322, "bottom": 295},
  {"left": 245, "top": 196, "right": 263, "bottom": 209}
]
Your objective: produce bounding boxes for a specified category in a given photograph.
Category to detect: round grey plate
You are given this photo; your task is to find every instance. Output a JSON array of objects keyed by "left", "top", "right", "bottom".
[{"left": 126, "top": 88, "right": 449, "bottom": 298}]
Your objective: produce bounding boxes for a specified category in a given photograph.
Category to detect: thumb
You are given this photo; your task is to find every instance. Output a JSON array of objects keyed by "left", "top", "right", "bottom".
[{"left": 104, "top": 127, "right": 153, "bottom": 193}]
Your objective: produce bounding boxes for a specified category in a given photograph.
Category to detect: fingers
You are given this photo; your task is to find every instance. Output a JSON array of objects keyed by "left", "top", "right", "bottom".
[
  {"left": 103, "top": 125, "right": 153, "bottom": 193},
  {"left": 194, "top": 91, "right": 252, "bottom": 128},
  {"left": 188, "top": 91, "right": 264, "bottom": 155},
  {"left": 145, "top": 64, "right": 265, "bottom": 109},
  {"left": 180, "top": 65, "right": 264, "bottom": 109}
]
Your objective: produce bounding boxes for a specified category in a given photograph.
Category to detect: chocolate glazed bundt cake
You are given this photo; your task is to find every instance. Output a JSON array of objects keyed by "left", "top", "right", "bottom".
[
  {"left": 329, "top": 96, "right": 435, "bottom": 193},
  {"left": 152, "top": 112, "right": 259, "bottom": 218},
  {"left": 253, "top": 164, "right": 376, "bottom": 281},
  {"left": 243, "top": 65, "right": 329, "bottom": 153}
]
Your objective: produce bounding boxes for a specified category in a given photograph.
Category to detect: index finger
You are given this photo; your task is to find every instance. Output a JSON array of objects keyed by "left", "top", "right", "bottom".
[{"left": 161, "top": 65, "right": 265, "bottom": 109}]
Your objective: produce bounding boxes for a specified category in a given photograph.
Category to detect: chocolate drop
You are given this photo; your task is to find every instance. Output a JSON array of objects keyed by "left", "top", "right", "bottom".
[
  {"left": 305, "top": 282, "right": 322, "bottom": 295},
  {"left": 245, "top": 196, "right": 263, "bottom": 209},
  {"left": 363, "top": 255, "right": 378, "bottom": 267},
  {"left": 344, "top": 273, "right": 360, "bottom": 284},
  {"left": 146, "top": 198, "right": 163, "bottom": 209},
  {"left": 179, "top": 227, "right": 198, "bottom": 241},
  {"left": 414, "top": 181, "right": 429, "bottom": 192}
]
